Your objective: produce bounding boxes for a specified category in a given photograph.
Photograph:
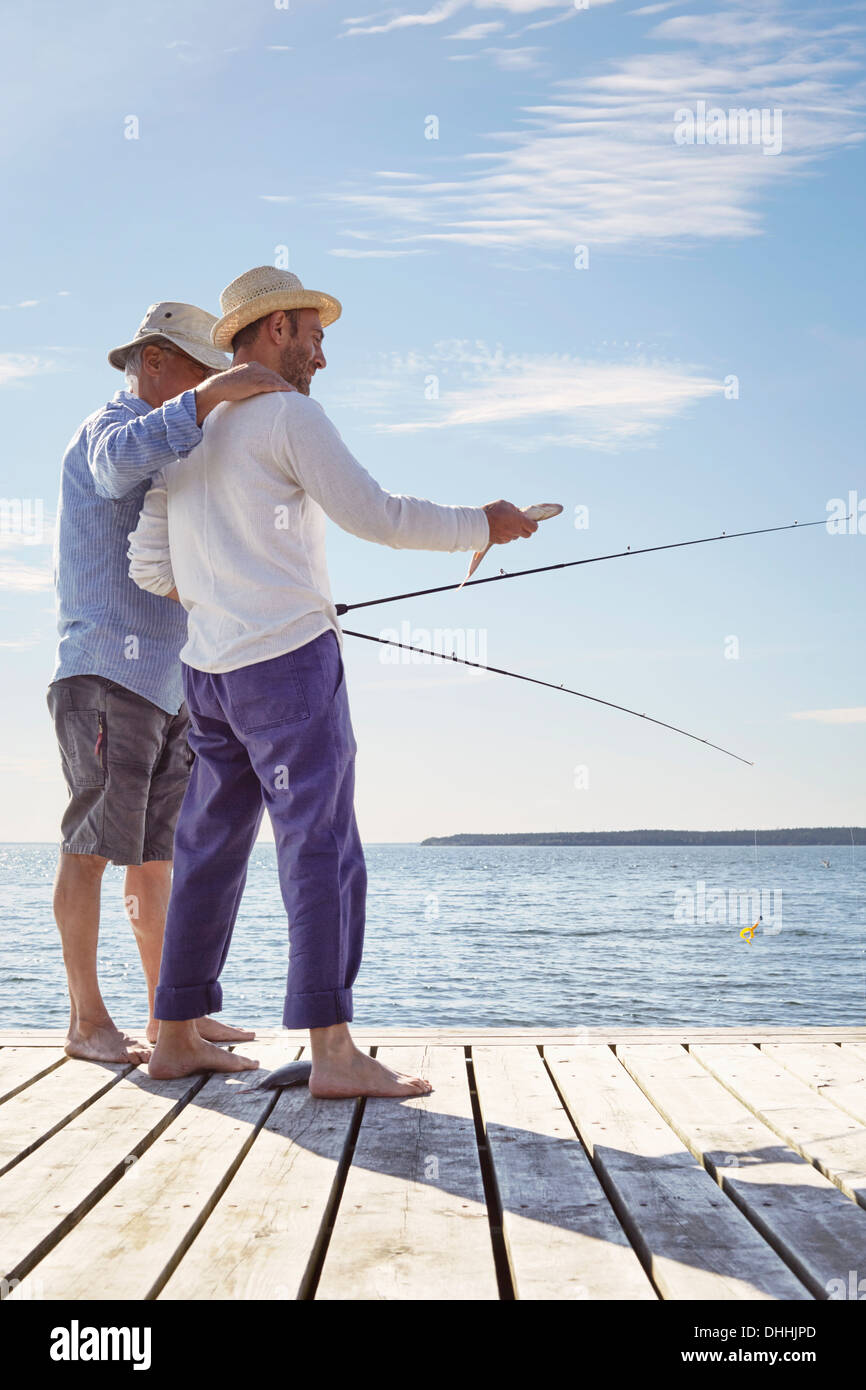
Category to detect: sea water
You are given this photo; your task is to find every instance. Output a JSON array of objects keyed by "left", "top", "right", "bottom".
[{"left": 1, "top": 842, "right": 863, "bottom": 1030}]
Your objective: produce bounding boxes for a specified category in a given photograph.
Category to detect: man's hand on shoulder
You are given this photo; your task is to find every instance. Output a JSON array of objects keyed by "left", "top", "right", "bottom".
[{"left": 194, "top": 363, "right": 297, "bottom": 425}]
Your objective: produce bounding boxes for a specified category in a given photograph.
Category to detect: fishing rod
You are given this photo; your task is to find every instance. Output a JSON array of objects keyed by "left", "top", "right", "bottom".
[
  {"left": 341, "top": 627, "right": 754, "bottom": 765},
  {"left": 334, "top": 515, "right": 832, "bottom": 616}
]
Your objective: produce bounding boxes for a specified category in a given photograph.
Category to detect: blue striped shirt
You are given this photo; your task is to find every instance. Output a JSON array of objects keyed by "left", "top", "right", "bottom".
[{"left": 51, "top": 389, "right": 202, "bottom": 714}]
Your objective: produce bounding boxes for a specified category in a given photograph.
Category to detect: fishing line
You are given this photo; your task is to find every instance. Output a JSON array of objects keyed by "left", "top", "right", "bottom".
[
  {"left": 337, "top": 513, "right": 842, "bottom": 763},
  {"left": 341, "top": 627, "right": 754, "bottom": 765},
  {"left": 335, "top": 516, "right": 834, "bottom": 616}
]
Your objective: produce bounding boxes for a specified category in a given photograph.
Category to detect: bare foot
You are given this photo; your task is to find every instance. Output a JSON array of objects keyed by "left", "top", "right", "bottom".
[
  {"left": 196, "top": 1017, "right": 256, "bottom": 1044},
  {"left": 148, "top": 1036, "right": 259, "bottom": 1081},
  {"left": 145, "top": 1016, "right": 256, "bottom": 1045},
  {"left": 309, "top": 1048, "right": 433, "bottom": 1099},
  {"left": 66, "top": 1022, "right": 150, "bottom": 1065}
]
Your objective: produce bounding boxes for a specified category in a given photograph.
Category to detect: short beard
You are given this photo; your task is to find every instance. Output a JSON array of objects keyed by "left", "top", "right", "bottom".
[{"left": 278, "top": 341, "right": 313, "bottom": 395}]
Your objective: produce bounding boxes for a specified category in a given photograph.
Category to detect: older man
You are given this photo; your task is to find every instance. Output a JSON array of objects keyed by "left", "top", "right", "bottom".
[
  {"left": 129, "top": 266, "right": 536, "bottom": 1096},
  {"left": 49, "top": 301, "right": 293, "bottom": 1063}
]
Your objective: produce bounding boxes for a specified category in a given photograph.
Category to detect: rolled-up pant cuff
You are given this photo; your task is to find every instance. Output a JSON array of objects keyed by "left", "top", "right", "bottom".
[
  {"left": 283, "top": 987, "right": 353, "bottom": 1030},
  {"left": 154, "top": 980, "right": 222, "bottom": 1021}
]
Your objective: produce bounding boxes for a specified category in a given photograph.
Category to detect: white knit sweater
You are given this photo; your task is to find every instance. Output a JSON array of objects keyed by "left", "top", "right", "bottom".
[{"left": 127, "top": 391, "right": 490, "bottom": 673}]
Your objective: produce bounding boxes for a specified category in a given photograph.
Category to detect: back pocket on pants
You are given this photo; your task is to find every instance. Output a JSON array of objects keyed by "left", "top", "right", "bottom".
[{"left": 227, "top": 657, "right": 310, "bottom": 733}]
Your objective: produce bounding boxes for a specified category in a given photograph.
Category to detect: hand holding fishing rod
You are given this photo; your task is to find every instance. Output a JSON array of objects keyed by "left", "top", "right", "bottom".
[
  {"left": 483, "top": 499, "right": 542, "bottom": 543},
  {"left": 463, "top": 500, "right": 563, "bottom": 586}
]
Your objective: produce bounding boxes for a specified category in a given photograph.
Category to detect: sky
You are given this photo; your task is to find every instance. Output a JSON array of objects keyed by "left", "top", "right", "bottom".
[{"left": 0, "top": 0, "right": 864, "bottom": 844}]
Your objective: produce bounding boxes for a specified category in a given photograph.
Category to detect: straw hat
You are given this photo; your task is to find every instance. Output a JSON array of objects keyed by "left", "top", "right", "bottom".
[
  {"left": 211, "top": 267, "right": 342, "bottom": 351},
  {"left": 108, "top": 302, "right": 230, "bottom": 372}
]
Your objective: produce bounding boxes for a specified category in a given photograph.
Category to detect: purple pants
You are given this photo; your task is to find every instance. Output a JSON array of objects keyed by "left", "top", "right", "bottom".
[{"left": 153, "top": 630, "right": 366, "bottom": 1029}]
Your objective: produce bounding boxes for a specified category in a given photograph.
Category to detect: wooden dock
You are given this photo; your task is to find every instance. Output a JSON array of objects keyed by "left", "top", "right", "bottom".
[{"left": 2, "top": 1027, "right": 866, "bottom": 1301}]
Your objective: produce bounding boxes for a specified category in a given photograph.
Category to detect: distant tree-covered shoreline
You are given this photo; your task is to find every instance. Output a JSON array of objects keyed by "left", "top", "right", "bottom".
[{"left": 421, "top": 828, "right": 865, "bottom": 847}]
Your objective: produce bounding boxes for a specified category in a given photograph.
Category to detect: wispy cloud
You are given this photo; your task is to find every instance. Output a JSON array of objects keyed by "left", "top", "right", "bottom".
[
  {"left": 165, "top": 38, "right": 245, "bottom": 64},
  {"left": 329, "top": 247, "right": 427, "bottom": 258},
  {"left": 521, "top": 6, "right": 592, "bottom": 33},
  {"left": 343, "top": 0, "right": 465, "bottom": 37},
  {"left": 483, "top": 44, "right": 544, "bottom": 70},
  {"left": 346, "top": 2, "right": 589, "bottom": 38},
  {"left": 0, "top": 633, "right": 44, "bottom": 651},
  {"left": 0, "top": 509, "right": 56, "bottom": 594},
  {"left": 0, "top": 290, "right": 71, "bottom": 311},
  {"left": 791, "top": 708, "right": 866, "bottom": 725},
  {"left": 447, "top": 43, "right": 545, "bottom": 67},
  {"left": 339, "top": 339, "right": 722, "bottom": 449},
  {"left": 341, "top": 0, "right": 639, "bottom": 38},
  {"left": 0, "top": 354, "right": 60, "bottom": 387},
  {"left": 0, "top": 557, "right": 53, "bottom": 592},
  {"left": 448, "top": 22, "right": 505, "bottom": 40},
  {"left": 629, "top": 2, "right": 679, "bottom": 14},
  {"left": 165, "top": 39, "right": 200, "bottom": 60},
  {"left": 0, "top": 511, "right": 56, "bottom": 550},
  {"left": 334, "top": 7, "right": 865, "bottom": 253}
]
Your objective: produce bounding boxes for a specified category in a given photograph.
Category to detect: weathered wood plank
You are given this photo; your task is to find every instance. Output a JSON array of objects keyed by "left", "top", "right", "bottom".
[
  {"left": 545, "top": 1045, "right": 811, "bottom": 1300},
  {"left": 0, "top": 1047, "right": 67, "bottom": 1104},
  {"left": 472, "top": 1045, "right": 655, "bottom": 1300},
  {"left": 761, "top": 1044, "right": 866, "bottom": 1128},
  {"left": 0, "top": 1067, "right": 204, "bottom": 1284},
  {"left": 7, "top": 1044, "right": 291, "bottom": 1301},
  {"left": 315, "top": 1046, "right": 499, "bottom": 1300},
  {"left": 4, "top": 1027, "right": 866, "bottom": 1046},
  {"left": 263, "top": 1028, "right": 866, "bottom": 1044},
  {"left": 160, "top": 1047, "right": 358, "bottom": 1301},
  {"left": 618, "top": 1044, "right": 866, "bottom": 1299},
  {"left": 0, "top": 1059, "right": 131, "bottom": 1174},
  {"left": 690, "top": 1045, "right": 866, "bottom": 1209},
  {"left": 0, "top": 1033, "right": 82, "bottom": 1047}
]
